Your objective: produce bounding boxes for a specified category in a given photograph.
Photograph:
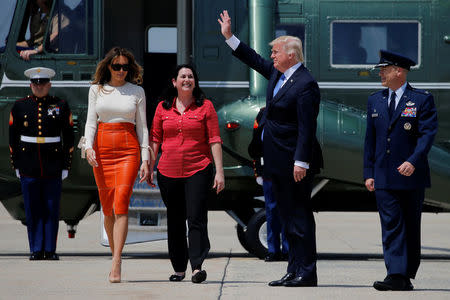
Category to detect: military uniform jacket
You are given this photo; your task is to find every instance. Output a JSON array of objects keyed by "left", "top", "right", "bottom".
[
  {"left": 9, "top": 95, "right": 75, "bottom": 178},
  {"left": 363, "top": 84, "right": 438, "bottom": 189}
]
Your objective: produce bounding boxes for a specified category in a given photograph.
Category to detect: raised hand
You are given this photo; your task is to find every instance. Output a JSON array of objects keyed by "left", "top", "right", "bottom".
[{"left": 218, "top": 10, "right": 233, "bottom": 39}]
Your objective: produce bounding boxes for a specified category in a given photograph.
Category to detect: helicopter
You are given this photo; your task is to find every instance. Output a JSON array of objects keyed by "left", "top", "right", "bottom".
[{"left": 0, "top": 0, "right": 449, "bottom": 258}]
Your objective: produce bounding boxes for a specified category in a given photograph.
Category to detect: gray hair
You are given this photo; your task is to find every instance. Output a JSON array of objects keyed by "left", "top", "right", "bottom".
[{"left": 269, "top": 35, "right": 304, "bottom": 62}]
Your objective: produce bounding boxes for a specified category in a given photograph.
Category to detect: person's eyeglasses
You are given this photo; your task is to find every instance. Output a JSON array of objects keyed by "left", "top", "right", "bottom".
[
  {"left": 111, "top": 64, "right": 130, "bottom": 71},
  {"left": 30, "top": 78, "right": 50, "bottom": 85}
]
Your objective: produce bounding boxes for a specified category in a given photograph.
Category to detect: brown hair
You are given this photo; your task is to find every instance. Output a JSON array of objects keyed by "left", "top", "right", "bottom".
[{"left": 92, "top": 47, "right": 143, "bottom": 90}]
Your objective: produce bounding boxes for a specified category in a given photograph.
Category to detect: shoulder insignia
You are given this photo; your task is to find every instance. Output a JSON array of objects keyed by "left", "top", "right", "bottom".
[
  {"left": 17, "top": 95, "right": 31, "bottom": 102},
  {"left": 370, "top": 90, "right": 384, "bottom": 96},
  {"left": 411, "top": 87, "right": 430, "bottom": 95}
]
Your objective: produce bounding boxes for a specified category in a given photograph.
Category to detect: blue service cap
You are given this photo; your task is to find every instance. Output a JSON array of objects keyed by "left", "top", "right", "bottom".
[
  {"left": 373, "top": 50, "right": 416, "bottom": 71},
  {"left": 24, "top": 67, "right": 56, "bottom": 83}
]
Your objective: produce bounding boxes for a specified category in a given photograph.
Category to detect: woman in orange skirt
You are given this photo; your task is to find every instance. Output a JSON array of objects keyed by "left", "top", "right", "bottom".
[{"left": 83, "top": 47, "right": 150, "bottom": 283}]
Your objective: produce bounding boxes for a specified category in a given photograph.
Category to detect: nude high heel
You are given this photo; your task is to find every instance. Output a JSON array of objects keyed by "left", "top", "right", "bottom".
[{"left": 108, "top": 258, "right": 122, "bottom": 283}]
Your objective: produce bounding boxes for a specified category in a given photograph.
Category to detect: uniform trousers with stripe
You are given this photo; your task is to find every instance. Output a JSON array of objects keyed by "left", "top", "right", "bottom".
[
  {"left": 21, "top": 177, "right": 62, "bottom": 253},
  {"left": 157, "top": 164, "right": 213, "bottom": 272}
]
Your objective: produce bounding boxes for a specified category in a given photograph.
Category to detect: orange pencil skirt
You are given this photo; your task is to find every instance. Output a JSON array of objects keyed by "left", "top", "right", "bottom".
[{"left": 93, "top": 122, "right": 140, "bottom": 216}]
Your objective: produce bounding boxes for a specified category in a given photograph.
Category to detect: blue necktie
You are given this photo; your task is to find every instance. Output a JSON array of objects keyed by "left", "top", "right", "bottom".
[
  {"left": 389, "top": 92, "right": 396, "bottom": 120},
  {"left": 272, "top": 74, "right": 286, "bottom": 97}
]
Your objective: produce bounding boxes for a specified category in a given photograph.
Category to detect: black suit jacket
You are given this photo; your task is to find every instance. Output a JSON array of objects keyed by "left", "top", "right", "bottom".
[{"left": 233, "top": 42, "right": 323, "bottom": 178}]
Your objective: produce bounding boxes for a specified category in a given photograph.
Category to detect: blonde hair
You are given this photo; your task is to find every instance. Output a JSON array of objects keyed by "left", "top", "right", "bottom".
[{"left": 269, "top": 36, "right": 304, "bottom": 63}]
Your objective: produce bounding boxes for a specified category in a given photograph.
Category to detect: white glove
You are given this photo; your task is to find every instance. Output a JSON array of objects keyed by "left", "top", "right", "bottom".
[
  {"left": 256, "top": 176, "right": 263, "bottom": 186},
  {"left": 62, "top": 169, "right": 68, "bottom": 180},
  {"left": 15, "top": 169, "right": 20, "bottom": 179}
]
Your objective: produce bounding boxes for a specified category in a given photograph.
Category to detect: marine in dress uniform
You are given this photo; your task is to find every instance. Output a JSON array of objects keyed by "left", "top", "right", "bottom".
[
  {"left": 363, "top": 50, "right": 438, "bottom": 290},
  {"left": 9, "top": 67, "right": 74, "bottom": 260}
]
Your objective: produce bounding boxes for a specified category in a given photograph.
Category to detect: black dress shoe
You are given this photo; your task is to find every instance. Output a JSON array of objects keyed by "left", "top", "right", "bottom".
[
  {"left": 373, "top": 274, "right": 413, "bottom": 291},
  {"left": 268, "top": 272, "right": 295, "bottom": 286},
  {"left": 283, "top": 276, "right": 317, "bottom": 287},
  {"left": 44, "top": 252, "right": 59, "bottom": 260},
  {"left": 265, "top": 252, "right": 282, "bottom": 262},
  {"left": 169, "top": 274, "right": 185, "bottom": 281},
  {"left": 29, "top": 252, "right": 44, "bottom": 261},
  {"left": 191, "top": 270, "right": 207, "bottom": 283}
]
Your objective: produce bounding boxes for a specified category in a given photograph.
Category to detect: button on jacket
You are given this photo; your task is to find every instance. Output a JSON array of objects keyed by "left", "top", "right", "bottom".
[{"left": 9, "top": 95, "right": 75, "bottom": 178}]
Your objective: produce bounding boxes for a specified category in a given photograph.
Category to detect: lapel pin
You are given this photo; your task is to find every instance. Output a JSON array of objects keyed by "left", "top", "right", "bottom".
[{"left": 406, "top": 101, "right": 415, "bottom": 106}]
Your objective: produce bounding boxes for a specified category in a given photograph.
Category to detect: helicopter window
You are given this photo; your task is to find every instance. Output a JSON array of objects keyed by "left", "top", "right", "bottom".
[
  {"left": 45, "top": 0, "right": 93, "bottom": 55},
  {"left": 0, "top": 0, "right": 18, "bottom": 52},
  {"left": 331, "top": 21, "right": 420, "bottom": 68},
  {"left": 16, "top": 0, "right": 54, "bottom": 53}
]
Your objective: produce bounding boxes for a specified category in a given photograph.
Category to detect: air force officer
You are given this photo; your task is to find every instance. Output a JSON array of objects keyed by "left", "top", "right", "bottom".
[{"left": 364, "top": 50, "right": 438, "bottom": 291}]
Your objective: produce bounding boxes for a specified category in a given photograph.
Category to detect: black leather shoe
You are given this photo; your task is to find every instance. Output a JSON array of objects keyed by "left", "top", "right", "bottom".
[
  {"left": 373, "top": 274, "right": 413, "bottom": 291},
  {"left": 44, "top": 252, "right": 59, "bottom": 260},
  {"left": 281, "top": 253, "right": 289, "bottom": 261},
  {"left": 265, "top": 252, "right": 282, "bottom": 262},
  {"left": 29, "top": 252, "right": 44, "bottom": 261},
  {"left": 283, "top": 276, "right": 317, "bottom": 287},
  {"left": 169, "top": 273, "right": 185, "bottom": 281},
  {"left": 191, "top": 270, "right": 207, "bottom": 283},
  {"left": 268, "top": 273, "right": 295, "bottom": 286}
]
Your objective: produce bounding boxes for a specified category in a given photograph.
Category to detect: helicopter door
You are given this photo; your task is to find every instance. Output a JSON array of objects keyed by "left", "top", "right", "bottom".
[
  {"left": 435, "top": 3, "right": 450, "bottom": 151},
  {"left": 0, "top": 0, "right": 19, "bottom": 183},
  {"left": 144, "top": 26, "right": 177, "bottom": 124}
]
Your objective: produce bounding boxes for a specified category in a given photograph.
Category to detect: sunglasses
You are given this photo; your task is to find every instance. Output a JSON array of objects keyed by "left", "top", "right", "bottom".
[
  {"left": 30, "top": 78, "right": 50, "bottom": 85},
  {"left": 111, "top": 64, "right": 130, "bottom": 71}
]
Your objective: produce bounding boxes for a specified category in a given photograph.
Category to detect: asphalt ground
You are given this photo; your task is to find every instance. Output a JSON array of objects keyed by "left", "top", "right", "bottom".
[{"left": 1, "top": 205, "right": 450, "bottom": 299}]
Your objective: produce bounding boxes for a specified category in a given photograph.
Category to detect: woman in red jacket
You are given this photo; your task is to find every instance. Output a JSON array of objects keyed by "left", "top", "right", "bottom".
[{"left": 148, "top": 64, "right": 224, "bottom": 284}]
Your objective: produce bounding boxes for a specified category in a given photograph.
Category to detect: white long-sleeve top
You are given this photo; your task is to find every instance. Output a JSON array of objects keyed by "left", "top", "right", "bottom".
[{"left": 84, "top": 83, "right": 150, "bottom": 161}]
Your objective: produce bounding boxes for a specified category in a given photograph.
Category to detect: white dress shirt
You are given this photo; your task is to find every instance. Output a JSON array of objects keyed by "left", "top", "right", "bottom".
[{"left": 388, "top": 82, "right": 407, "bottom": 110}]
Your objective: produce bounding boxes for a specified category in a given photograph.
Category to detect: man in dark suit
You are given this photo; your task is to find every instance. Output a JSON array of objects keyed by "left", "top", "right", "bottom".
[
  {"left": 9, "top": 67, "right": 74, "bottom": 260},
  {"left": 364, "top": 50, "right": 438, "bottom": 291},
  {"left": 219, "top": 10, "right": 323, "bottom": 287}
]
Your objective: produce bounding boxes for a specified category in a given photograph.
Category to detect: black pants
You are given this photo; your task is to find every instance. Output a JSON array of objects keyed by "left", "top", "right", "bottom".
[{"left": 157, "top": 164, "right": 213, "bottom": 272}]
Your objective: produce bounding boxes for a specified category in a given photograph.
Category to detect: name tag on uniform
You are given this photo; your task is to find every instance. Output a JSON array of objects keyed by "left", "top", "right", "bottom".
[
  {"left": 401, "top": 107, "right": 416, "bottom": 117},
  {"left": 371, "top": 113, "right": 379, "bottom": 117}
]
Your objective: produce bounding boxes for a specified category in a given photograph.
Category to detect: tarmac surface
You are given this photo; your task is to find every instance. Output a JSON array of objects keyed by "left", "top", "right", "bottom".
[{"left": 1, "top": 205, "right": 450, "bottom": 300}]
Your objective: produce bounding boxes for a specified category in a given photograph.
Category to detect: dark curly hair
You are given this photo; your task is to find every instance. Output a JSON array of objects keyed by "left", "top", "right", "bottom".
[
  {"left": 92, "top": 47, "right": 143, "bottom": 91},
  {"left": 160, "top": 64, "right": 205, "bottom": 109}
]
